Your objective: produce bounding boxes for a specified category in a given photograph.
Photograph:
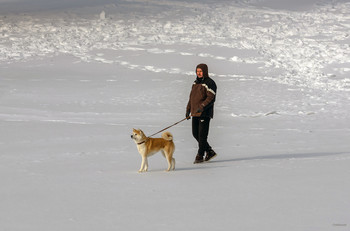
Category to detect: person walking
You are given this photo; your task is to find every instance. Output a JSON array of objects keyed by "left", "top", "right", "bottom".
[{"left": 186, "top": 63, "right": 217, "bottom": 164}]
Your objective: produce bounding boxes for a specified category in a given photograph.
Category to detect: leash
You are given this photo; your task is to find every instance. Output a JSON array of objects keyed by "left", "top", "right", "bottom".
[{"left": 148, "top": 116, "right": 191, "bottom": 138}]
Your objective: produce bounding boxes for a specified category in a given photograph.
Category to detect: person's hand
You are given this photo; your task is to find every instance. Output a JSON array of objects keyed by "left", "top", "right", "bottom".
[{"left": 186, "top": 110, "right": 191, "bottom": 119}]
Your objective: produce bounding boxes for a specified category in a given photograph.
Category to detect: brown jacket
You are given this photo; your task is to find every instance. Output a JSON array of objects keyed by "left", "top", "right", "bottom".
[{"left": 186, "top": 76, "right": 217, "bottom": 118}]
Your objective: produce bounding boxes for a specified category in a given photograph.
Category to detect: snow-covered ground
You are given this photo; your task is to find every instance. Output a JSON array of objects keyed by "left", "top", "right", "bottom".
[{"left": 1, "top": 0, "right": 350, "bottom": 230}]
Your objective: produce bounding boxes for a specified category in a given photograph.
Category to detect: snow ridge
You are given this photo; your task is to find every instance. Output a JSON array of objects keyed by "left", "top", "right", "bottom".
[{"left": 1, "top": 1, "right": 350, "bottom": 91}]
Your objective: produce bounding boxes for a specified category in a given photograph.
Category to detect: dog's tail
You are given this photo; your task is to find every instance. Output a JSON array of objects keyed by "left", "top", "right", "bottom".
[{"left": 162, "top": 131, "right": 173, "bottom": 141}]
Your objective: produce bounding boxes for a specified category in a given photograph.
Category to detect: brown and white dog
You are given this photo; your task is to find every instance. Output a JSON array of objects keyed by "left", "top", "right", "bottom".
[{"left": 131, "top": 128, "right": 175, "bottom": 172}]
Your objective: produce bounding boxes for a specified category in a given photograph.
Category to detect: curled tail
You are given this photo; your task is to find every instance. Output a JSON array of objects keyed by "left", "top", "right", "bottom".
[{"left": 162, "top": 131, "right": 173, "bottom": 141}]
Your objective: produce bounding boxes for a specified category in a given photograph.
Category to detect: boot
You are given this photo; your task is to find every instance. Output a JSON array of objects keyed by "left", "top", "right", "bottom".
[
  {"left": 193, "top": 154, "right": 204, "bottom": 164},
  {"left": 204, "top": 149, "right": 217, "bottom": 161}
]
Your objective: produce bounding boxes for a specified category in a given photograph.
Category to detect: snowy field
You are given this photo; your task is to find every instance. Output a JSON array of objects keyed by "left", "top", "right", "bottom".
[{"left": 1, "top": 0, "right": 350, "bottom": 230}]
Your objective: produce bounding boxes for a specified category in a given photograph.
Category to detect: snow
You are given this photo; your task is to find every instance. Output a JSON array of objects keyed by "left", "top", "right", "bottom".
[{"left": 1, "top": 0, "right": 350, "bottom": 230}]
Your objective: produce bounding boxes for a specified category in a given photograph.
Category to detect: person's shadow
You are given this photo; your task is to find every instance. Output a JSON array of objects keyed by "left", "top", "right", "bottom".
[
  {"left": 211, "top": 151, "right": 348, "bottom": 163},
  {"left": 173, "top": 152, "right": 349, "bottom": 172}
]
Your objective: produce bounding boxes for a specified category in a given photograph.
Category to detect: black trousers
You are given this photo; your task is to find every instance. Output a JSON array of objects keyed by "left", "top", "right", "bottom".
[{"left": 192, "top": 117, "right": 212, "bottom": 157}]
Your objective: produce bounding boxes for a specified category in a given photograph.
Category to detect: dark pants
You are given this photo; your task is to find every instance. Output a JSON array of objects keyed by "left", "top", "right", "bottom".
[{"left": 192, "top": 117, "right": 212, "bottom": 157}]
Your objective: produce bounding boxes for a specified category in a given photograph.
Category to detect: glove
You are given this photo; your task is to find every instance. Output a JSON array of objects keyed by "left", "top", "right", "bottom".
[{"left": 186, "top": 110, "right": 191, "bottom": 120}]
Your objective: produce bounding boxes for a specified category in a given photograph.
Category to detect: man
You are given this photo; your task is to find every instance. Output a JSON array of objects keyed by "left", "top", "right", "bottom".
[{"left": 186, "top": 63, "right": 217, "bottom": 164}]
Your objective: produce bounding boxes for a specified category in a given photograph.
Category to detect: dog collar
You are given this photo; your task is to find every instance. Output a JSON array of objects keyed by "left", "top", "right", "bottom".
[{"left": 137, "top": 141, "right": 146, "bottom": 145}]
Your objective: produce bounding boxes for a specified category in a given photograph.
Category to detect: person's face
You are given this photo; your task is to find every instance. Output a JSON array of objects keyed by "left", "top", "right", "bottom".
[{"left": 196, "top": 68, "right": 203, "bottom": 78}]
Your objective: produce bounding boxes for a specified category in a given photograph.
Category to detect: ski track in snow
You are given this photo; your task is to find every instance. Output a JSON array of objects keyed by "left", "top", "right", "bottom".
[{"left": 1, "top": 0, "right": 350, "bottom": 91}]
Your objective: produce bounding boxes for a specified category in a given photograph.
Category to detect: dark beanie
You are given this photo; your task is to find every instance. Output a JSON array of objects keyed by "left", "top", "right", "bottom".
[{"left": 196, "top": 63, "right": 209, "bottom": 78}]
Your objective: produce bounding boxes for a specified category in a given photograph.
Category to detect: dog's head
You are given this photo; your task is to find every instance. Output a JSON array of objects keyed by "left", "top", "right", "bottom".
[{"left": 131, "top": 128, "right": 146, "bottom": 143}]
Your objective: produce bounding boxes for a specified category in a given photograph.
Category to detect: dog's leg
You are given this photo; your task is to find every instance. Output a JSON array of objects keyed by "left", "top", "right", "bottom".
[
  {"left": 144, "top": 157, "right": 148, "bottom": 172},
  {"left": 161, "top": 150, "right": 170, "bottom": 171},
  {"left": 139, "top": 155, "right": 147, "bottom": 172},
  {"left": 138, "top": 159, "right": 144, "bottom": 172},
  {"left": 165, "top": 153, "right": 173, "bottom": 171},
  {"left": 161, "top": 150, "right": 166, "bottom": 158},
  {"left": 171, "top": 158, "right": 176, "bottom": 170}
]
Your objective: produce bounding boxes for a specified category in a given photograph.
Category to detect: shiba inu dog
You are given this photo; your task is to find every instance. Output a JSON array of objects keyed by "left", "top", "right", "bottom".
[{"left": 131, "top": 128, "right": 175, "bottom": 172}]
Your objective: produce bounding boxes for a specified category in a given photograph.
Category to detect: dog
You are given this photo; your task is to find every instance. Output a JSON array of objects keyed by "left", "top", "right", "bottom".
[{"left": 131, "top": 128, "right": 175, "bottom": 172}]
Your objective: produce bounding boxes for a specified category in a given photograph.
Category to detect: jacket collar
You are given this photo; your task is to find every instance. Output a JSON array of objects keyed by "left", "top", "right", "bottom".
[{"left": 195, "top": 76, "right": 205, "bottom": 83}]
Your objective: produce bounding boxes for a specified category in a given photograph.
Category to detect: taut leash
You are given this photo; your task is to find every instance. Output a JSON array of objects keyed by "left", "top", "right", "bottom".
[{"left": 148, "top": 116, "right": 191, "bottom": 138}]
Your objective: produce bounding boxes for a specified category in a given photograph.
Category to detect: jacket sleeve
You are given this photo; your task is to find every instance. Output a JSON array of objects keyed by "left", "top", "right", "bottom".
[
  {"left": 186, "top": 98, "right": 191, "bottom": 113},
  {"left": 200, "top": 79, "right": 217, "bottom": 111}
]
